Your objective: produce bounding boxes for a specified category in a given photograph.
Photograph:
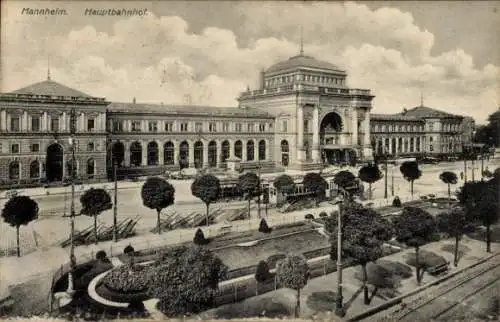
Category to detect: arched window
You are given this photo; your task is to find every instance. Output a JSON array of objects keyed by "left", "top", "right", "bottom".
[
  {"left": 281, "top": 140, "right": 289, "bottom": 153},
  {"left": 179, "top": 141, "right": 189, "bottom": 169},
  {"left": 246, "top": 140, "right": 254, "bottom": 161},
  {"left": 163, "top": 141, "right": 174, "bottom": 165},
  {"left": 194, "top": 141, "right": 204, "bottom": 169},
  {"left": 221, "top": 140, "right": 230, "bottom": 164},
  {"left": 258, "top": 140, "right": 266, "bottom": 161},
  {"left": 9, "top": 161, "right": 20, "bottom": 180},
  {"left": 234, "top": 140, "right": 242, "bottom": 159},
  {"left": 147, "top": 141, "right": 159, "bottom": 166},
  {"left": 410, "top": 138, "right": 415, "bottom": 152},
  {"left": 30, "top": 160, "right": 40, "bottom": 179},
  {"left": 208, "top": 141, "right": 217, "bottom": 167},
  {"left": 87, "top": 158, "right": 95, "bottom": 179},
  {"left": 130, "top": 141, "right": 142, "bottom": 167}
]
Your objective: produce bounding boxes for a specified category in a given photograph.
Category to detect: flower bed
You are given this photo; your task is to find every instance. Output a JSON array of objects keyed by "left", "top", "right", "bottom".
[
  {"left": 95, "top": 282, "right": 150, "bottom": 303},
  {"left": 102, "top": 265, "right": 151, "bottom": 294}
]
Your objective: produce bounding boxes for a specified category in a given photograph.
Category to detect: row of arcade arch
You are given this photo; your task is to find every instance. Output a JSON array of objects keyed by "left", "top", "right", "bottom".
[
  {"left": 7, "top": 157, "right": 96, "bottom": 181},
  {"left": 110, "top": 139, "right": 270, "bottom": 168}
]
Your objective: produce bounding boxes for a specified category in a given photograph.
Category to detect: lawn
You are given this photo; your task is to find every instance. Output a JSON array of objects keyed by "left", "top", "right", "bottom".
[{"left": 215, "top": 230, "right": 329, "bottom": 270}]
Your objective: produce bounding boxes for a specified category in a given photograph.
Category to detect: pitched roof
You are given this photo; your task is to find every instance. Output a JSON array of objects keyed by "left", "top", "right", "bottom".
[
  {"left": 266, "top": 54, "right": 345, "bottom": 74},
  {"left": 397, "top": 106, "right": 460, "bottom": 119},
  {"left": 370, "top": 113, "right": 422, "bottom": 122},
  {"left": 10, "top": 80, "right": 92, "bottom": 98},
  {"left": 108, "top": 102, "right": 273, "bottom": 118}
]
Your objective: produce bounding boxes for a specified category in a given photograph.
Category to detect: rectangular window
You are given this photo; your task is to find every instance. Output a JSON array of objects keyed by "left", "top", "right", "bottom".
[
  {"left": 10, "top": 117, "right": 20, "bottom": 132},
  {"left": 222, "top": 122, "right": 230, "bottom": 132},
  {"left": 131, "top": 121, "right": 141, "bottom": 132},
  {"left": 195, "top": 122, "right": 203, "bottom": 132},
  {"left": 112, "top": 120, "right": 123, "bottom": 132},
  {"left": 180, "top": 122, "right": 189, "bottom": 132},
  {"left": 31, "top": 116, "right": 40, "bottom": 131},
  {"left": 282, "top": 120, "right": 288, "bottom": 132},
  {"left": 148, "top": 121, "right": 158, "bottom": 132},
  {"left": 11, "top": 144, "right": 20, "bottom": 153},
  {"left": 50, "top": 118, "right": 59, "bottom": 132},
  {"left": 165, "top": 122, "right": 173, "bottom": 132},
  {"left": 304, "top": 120, "right": 309, "bottom": 133},
  {"left": 209, "top": 122, "right": 217, "bottom": 132},
  {"left": 259, "top": 123, "right": 266, "bottom": 132},
  {"left": 31, "top": 143, "right": 39, "bottom": 152},
  {"left": 235, "top": 123, "right": 242, "bottom": 132},
  {"left": 87, "top": 119, "right": 95, "bottom": 131},
  {"left": 247, "top": 123, "right": 254, "bottom": 132},
  {"left": 87, "top": 142, "right": 95, "bottom": 152}
]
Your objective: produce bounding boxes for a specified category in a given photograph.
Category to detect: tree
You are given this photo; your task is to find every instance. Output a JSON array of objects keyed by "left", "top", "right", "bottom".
[
  {"left": 259, "top": 218, "right": 272, "bottom": 233},
  {"left": 262, "top": 188, "right": 270, "bottom": 217},
  {"left": 439, "top": 171, "right": 458, "bottom": 204},
  {"left": 436, "top": 207, "right": 467, "bottom": 266},
  {"left": 148, "top": 245, "right": 228, "bottom": 316},
  {"left": 141, "top": 177, "right": 175, "bottom": 234},
  {"left": 80, "top": 188, "right": 112, "bottom": 244},
  {"left": 191, "top": 174, "right": 221, "bottom": 227},
  {"left": 273, "top": 174, "right": 296, "bottom": 206},
  {"left": 276, "top": 255, "right": 309, "bottom": 317},
  {"left": 399, "top": 161, "right": 422, "bottom": 197},
  {"left": 238, "top": 172, "right": 260, "bottom": 219},
  {"left": 358, "top": 164, "right": 383, "bottom": 200},
  {"left": 329, "top": 203, "right": 393, "bottom": 304},
  {"left": 458, "top": 179, "right": 499, "bottom": 252},
  {"left": 303, "top": 172, "right": 328, "bottom": 206},
  {"left": 124, "top": 244, "right": 135, "bottom": 268},
  {"left": 393, "top": 207, "right": 437, "bottom": 285},
  {"left": 473, "top": 110, "right": 500, "bottom": 147},
  {"left": 254, "top": 260, "right": 271, "bottom": 295},
  {"left": 1, "top": 196, "right": 39, "bottom": 257}
]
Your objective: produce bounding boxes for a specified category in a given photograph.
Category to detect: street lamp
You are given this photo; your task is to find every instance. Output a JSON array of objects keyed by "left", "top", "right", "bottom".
[
  {"left": 329, "top": 186, "right": 350, "bottom": 317},
  {"left": 66, "top": 107, "right": 77, "bottom": 295}
]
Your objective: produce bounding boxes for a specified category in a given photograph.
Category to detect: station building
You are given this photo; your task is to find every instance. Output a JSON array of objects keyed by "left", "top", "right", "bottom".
[{"left": 0, "top": 51, "right": 473, "bottom": 184}]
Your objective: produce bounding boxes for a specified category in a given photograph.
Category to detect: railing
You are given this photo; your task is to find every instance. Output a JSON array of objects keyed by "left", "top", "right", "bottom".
[
  {"left": 239, "top": 84, "right": 371, "bottom": 97},
  {"left": 0, "top": 93, "right": 106, "bottom": 103}
]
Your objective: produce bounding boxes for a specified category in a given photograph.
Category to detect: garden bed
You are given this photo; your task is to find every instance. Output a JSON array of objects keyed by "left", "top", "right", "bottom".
[{"left": 95, "top": 282, "right": 150, "bottom": 303}]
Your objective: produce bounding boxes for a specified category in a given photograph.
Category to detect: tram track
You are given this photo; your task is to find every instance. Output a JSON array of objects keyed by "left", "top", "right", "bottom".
[{"left": 386, "top": 256, "right": 500, "bottom": 321}]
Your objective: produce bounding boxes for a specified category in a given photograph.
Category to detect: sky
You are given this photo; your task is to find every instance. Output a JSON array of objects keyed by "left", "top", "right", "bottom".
[{"left": 1, "top": 1, "right": 499, "bottom": 124}]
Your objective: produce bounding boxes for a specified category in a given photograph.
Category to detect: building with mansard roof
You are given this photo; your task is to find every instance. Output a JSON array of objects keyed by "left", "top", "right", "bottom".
[{"left": 0, "top": 51, "right": 474, "bottom": 185}]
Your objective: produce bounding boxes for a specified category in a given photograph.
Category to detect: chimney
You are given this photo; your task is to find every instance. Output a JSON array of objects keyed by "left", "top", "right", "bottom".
[
  {"left": 403, "top": 107, "right": 408, "bottom": 114},
  {"left": 258, "top": 69, "right": 265, "bottom": 89},
  {"left": 132, "top": 97, "right": 136, "bottom": 104}
]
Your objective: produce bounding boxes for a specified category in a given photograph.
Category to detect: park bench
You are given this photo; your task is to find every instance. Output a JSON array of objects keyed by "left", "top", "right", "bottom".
[
  {"left": 219, "top": 225, "right": 233, "bottom": 235},
  {"left": 427, "top": 261, "right": 450, "bottom": 276}
]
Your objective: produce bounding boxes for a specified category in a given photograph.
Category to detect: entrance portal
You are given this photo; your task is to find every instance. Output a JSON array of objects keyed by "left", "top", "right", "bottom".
[{"left": 46, "top": 143, "right": 64, "bottom": 182}]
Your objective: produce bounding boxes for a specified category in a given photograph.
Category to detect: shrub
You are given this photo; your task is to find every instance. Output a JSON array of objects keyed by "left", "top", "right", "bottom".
[
  {"left": 305, "top": 214, "right": 314, "bottom": 220},
  {"left": 392, "top": 196, "right": 402, "bottom": 207},
  {"left": 255, "top": 260, "right": 271, "bottom": 283},
  {"left": 258, "top": 218, "right": 272, "bottom": 233},
  {"left": 102, "top": 265, "right": 150, "bottom": 293},
  {"left": 193, "top": 228, "right": 209, "bottom": 245},
  {"left": 124, "top": 245, "right": 135, "bottom": 255},
  {"left": 404, "top": 250, "right": 447, "bottom": 269},
  {"left": 96, "top": 250, "right": 107, "bottom": 260},
  {"left": 306, "top": 291, "right": 337, "bottom": 312},
  {"left": 319, "top": 212, "right": 328, "bottom": 218},
  {"left": 376, "top": 260, "right": 413, "bottom": 279},
  {"left": 266, "top": 253, "right": 286, "bottom": 268}
]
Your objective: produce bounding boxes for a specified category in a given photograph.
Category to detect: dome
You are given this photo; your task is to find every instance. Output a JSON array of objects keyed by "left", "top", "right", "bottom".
[{"left": 266, "top": 54, "right": 344, "bottom": 74}]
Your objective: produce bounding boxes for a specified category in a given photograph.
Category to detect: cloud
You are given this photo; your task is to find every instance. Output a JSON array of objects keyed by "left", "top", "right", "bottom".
[{"left": 1, "top": 1, "right": 498, "bottom": 123}]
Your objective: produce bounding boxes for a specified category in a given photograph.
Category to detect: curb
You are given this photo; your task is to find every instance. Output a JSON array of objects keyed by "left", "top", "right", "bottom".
[{"left": 347, "top": 251, "right": 500, "bottom": 322}]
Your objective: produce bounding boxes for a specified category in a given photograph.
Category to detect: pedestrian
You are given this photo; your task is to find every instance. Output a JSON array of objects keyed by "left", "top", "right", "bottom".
[{"left": 460, "top": 172, "right": 464, "bottom": 180}]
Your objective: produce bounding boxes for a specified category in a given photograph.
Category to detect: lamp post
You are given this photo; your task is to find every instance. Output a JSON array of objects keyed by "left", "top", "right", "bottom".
[
  {"left": 113, "top": 160, "right": 118, "bottom": 242},
  {"left": 67, "top": 107, "right": 77, "bottom": 295},
  {"left": 463, "top": 144, "right": 468, "bottom": 182},
  {"left": 391, "top": 165, "right": 395, "bottom": 196},
  {"left": 257, "top": 158, "right": 262, "bottom": 218},
  {"left": 330, "top": 186, "right": 350, "bottom": 317},
  {"left": 384, "top": 147, "right": 388, "bottom": 199}
]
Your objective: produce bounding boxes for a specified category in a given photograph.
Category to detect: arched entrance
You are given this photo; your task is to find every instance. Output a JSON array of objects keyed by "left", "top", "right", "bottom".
[
  {"left": 320, "top": 112, "right": 345, "bottom": 165},
  {"left": 258, "top": 140, "right": 266, "bottom": 161},
  {"left": 194, "top": 141, "right": 203, "bottom": 169},
  {"left": 221, "top": 140, "right": 230, "bottom": 167},
  {"left": 234, "top": 140, "right": 242, "bottom": 159},
  {"left": 147, "top": 141, "right": 159, "bottom": 166},
  {"left": 163, "top": 141, "right": 174, "bottom": 165},
  {"left": 46, "top": 143, "right": 64, "bottom": 182},
  {"left": 111, "top": 141, "right": 125, "bottom": 166},
  {"left": 179, "top": 141, "right": 189, "bottom": 169},
  {"left": 208, "top": 141, "right": 217, "bottom": 167},
  {"left": 247, "top": 140, "right": 254, "bottom": 161},
  {"left": 130, "top": 142, "right": 142, "bottom": 167}
]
